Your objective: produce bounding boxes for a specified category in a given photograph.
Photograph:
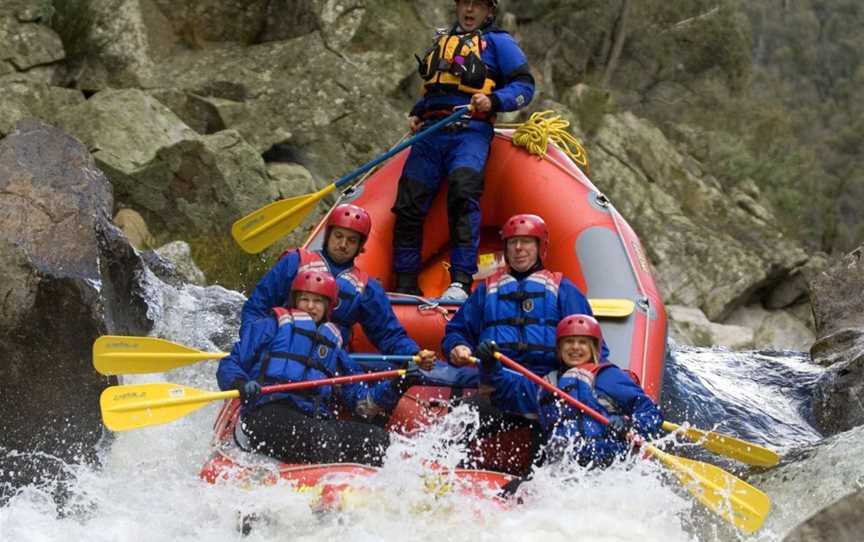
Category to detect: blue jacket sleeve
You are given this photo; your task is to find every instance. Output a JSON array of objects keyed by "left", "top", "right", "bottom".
[
  {"left": 357, "top": 280, "right": 420, "bottom": 355},
  {"left": 442, "top": 283, "right": 487, "bottom": 358},
  {"left": 486, "top": 32, "right": 534, "bottom": 113},
  {"left": 240, "top": 252, "right": 300, "bottom": 331},
  {"left": 479, "top": 358, "right": 541, "bottom": 418},
  {"left": 216, "top": 318, "right": 277, "bottom": 391},
  {"left": 558, "top": 278, "right": 610, "bottom": 361},
  {"left": 332, "top": 350, "right": 401, "bottom": 415},
  {"left": 596, "top": 367, "right": 664, "bottom": 438}
]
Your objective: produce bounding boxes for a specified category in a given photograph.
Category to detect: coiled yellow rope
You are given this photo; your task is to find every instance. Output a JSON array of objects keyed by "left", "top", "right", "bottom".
[{"left": 498, "top": 111, "right": 590, "bottom": 174}]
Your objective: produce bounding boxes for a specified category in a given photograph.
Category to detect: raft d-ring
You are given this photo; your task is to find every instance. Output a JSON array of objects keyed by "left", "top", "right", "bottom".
[{"left": 595, "top": 193, "right": 610, "bottom": 207}]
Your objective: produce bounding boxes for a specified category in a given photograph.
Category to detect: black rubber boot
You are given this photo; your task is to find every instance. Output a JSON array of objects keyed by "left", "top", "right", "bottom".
[{"left": 393, "top": 272, "right": 423, "bottom": 296}]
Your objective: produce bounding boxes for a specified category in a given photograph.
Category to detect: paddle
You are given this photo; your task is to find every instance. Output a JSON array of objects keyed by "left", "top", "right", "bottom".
[
  {"left": 93, "top": 335, "right": 418, "bottom": 375},
  {"left": 662, "top": 421, "right": 780, "bottom": 468},
  {"left": 231, "top": 107, "right": 473, "bottom": 254},
  {"left": 493, "top": 352, "right": 771, "bottom": 534},
  {"left": 100, "top": 369, "right": 405, "bottom": 432}
]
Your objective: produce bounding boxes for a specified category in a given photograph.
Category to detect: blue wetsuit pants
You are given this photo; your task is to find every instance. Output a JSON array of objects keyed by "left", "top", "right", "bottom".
[{"left": 391, "top": 119, "right": 494, "bottom": 276}]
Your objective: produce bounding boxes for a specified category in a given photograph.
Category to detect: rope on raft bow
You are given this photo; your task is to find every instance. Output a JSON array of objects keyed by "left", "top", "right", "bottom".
[{"left": 500, "top": 110, "right": 590, "bottom": 174}]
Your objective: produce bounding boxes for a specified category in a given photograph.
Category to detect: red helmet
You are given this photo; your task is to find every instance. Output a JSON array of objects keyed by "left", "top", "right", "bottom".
[
  {"left": 501, "top": 214, "right": 549, "bottom": 259},
  {"left": 291, "top": 270, "right": 339, "bottom": 313},
  {"left": 326, "top": 204, "right": 371, "bottom": 239},
  {"left": 556, "top": 314, "right": 603, "bottom": 345}
]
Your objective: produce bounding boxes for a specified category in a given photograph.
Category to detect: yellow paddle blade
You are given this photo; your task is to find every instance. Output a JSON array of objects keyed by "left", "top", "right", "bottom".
[
  {"left": 232, "top": 184, "right": 337, "bottom": 253},
  {"left": 646, "top": 445, "right": 771, "bottom": 534},
  {"left": 93, "top": 336, "right": 228, "bottom": 375},
  {"left": 100, "top": 383, "right": 237, "bottom": 432},
  {"left": 663, "top": 421, "right": 780, "bottom": 468},
  {"left": 588, "top": 298, "right": 636, "bottom": 318}
]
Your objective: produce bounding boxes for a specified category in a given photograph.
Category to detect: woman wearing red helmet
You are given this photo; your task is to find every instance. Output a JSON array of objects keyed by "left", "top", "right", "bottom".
[
  {"left": 444, "top": 214, "right": 607, "bottom": 378},
  {"left": 218, "top": 270, "right": 417, "bottom": 466},
  {"left": 241, "top": 203, "right": 436, "bottom": 369},
  {"left": 475, "top": 314, "right": 664, "bottom": 467}
]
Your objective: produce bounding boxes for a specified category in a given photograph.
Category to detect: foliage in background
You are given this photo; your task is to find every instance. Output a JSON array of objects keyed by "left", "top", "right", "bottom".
[
  {"left": 47, "top": 0, "right": 105, "bottom": 67},
  {"left": 185, "top": 234, "right": 280, "bottom": 296},
  {"left": 519, "top": 0, "right": 862, "bottom": 254}
]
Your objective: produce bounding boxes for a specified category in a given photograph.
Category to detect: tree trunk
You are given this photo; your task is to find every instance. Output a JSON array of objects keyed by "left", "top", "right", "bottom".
[{"left": 601, "top": 0, "right": 632, "bottom": 89}]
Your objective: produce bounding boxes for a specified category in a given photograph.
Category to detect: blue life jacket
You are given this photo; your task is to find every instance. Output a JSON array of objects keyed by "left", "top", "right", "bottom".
[
  {"left": 538, "top": 369, "right": 627, "bottom": 466},
  {"left": 480, "top": 269, "right": 563, "bottom": 374},
  {"left": 256, "top": 307, "right": 346, "bottom": 418}
]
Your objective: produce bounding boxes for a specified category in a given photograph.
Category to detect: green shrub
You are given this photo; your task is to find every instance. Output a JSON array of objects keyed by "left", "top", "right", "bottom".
[
  {"left": 184, "top": 234, "right": 281, "bottom": 295},
  {"left": 48, "top": 0, "right": 105, "bottom": 66}
]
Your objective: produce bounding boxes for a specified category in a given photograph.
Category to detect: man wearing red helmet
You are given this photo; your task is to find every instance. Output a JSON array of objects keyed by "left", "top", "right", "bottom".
[
  {"left": 475, "top": 314, "right": 663, "bottom": 467},
  {"left": 443, "top": 214, "right": 607, "bottom": 378},
  {"left": 242, "top": 203, "right": 435, "bottom": 368},
  {"left": 218, "top": 270, "right": 416, "bottom": 466},
  {"left": 391, "top": 0, "right": 534, "bottom": 300}
]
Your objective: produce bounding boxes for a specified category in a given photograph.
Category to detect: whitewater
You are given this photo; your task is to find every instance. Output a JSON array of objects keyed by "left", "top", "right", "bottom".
[{"left": 0, "top": 282, "right": 856, "bottom": 542}]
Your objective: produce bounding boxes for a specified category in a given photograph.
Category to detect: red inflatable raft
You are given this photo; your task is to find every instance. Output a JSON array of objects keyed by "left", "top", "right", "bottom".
[{"left": 200, "top": 128, "right": 667, "bottom": 496}]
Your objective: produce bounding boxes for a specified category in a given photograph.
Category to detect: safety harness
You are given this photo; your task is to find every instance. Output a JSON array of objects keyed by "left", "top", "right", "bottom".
[{"left": 418, "top": 27, "right": 496, "bottom": 98}]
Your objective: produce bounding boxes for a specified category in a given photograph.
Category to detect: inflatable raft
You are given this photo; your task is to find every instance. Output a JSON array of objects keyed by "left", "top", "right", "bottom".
[{"left": 200, "top": 127, "right": 667, "bottom": 492}]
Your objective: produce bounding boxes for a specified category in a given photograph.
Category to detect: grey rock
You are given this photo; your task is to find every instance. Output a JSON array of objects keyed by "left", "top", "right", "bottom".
[
  {"left": 811, "top": 347, "right": 864, "bottom": 435},
  {"left": 590, "top": 112, "right": 808, "bottom": 321},
  {"left": 809, "top": 248, "right": 864, "bottom": 340},
  {"left": 667, "top": 305, "right": 754, "bottom": 349},
  {"left": 751, "top": 426, "right": 864, "bottom": 538},
  {"left": 54, "top": 88, "right": 197, "bottom": 175},
  {"left": 0, "top": 16, "right": 64, "bottom": 70},
  {"left": 725, "top": 304, "right": 815, "bottom": 351},
  {"left": 0, "top": 81, "right": 84, "bottom": 137},
  {"left": 154, "top": 240, "right": 206, "bottom": 286},
  {"left": 0, "top": 119, "right": 153, "bottom": 490},
  {"left": 805, "top": 245, "right": 864, "bottom": 434},
  {"left": 783, "top": 488, "right": 864, "bottom": 542}
]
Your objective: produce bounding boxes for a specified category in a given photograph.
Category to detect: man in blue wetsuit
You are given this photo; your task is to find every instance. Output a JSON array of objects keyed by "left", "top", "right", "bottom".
[
  {"left": 478, "top": 314, "right": 664, "bottom": 467},
  {"left": 391, "top": 0, "right": 535, "bottom": 300},
  {"left": 242, "top": 203, "right": 435, "bottom": 367},
  {"left": 443, "top": 214, "right": 607, "bottom": 379},
  {"left": 218, "top": 270, "right": 419, "bottom": 466}
]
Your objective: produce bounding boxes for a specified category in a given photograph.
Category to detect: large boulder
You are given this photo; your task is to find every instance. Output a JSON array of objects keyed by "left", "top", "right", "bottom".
[
  {"left": 807, "top": 246, "right": 864, "bottom": 435},
  {"left": 751, "top": 425, "right": 864, "bottom": 538},
  {"left": 0, "top": 11, "right": 65, "bottom": 84},
  {"left": 783, "top": 488, "right": 864, "bottom": 542},
  {"left": 0, "top": 120, "right": 153, "bottom": 490},
  {"left": 725, "top": 304, "right": 815, "bottom": 351},
  {"left": 54, "top": 89, "right": 293, "bottom": 238},
  {"left": 146, "top": 32, "right": 406, "bottom": 183},
  {"left": 0, "top": 81, "right": 84, "bottom": 137},
  {"left": 76, "top": 0, "right": 177, "bottom": 89}
]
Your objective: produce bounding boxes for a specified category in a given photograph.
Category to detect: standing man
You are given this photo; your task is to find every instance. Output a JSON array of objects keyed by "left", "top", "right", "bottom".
[
  {"left": 391, "top": 0, "right": 535, "bottom": 300},
  {"left": 242, "top": 203, "right": 435, "bottom": 367}
]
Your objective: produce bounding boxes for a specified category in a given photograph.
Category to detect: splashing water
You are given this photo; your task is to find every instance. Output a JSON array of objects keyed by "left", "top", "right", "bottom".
[
  {"left": 0, "top": 352, "right": 808, "bottom": 542},
  {"left": 0, "top": 284, "right": 839, "bottom": 541}
]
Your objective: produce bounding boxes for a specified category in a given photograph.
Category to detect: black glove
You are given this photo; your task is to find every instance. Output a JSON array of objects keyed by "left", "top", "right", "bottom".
[
  {"left": 475, "top": 340, "right": 498, "bottom": 370},
  {"left": 393, "top": 365, "right": 422, "bottom": 395},
  {"left": 606, "top": 415, "right": 633, "bottom": 440},
  {"left": 235, "top": 380, "right": 262, "bottom": 403}
]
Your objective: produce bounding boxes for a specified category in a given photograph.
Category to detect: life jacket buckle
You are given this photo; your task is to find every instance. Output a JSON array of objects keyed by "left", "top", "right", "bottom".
[{"left": 443, "top": 119, "right": 469, "bottom": 132}]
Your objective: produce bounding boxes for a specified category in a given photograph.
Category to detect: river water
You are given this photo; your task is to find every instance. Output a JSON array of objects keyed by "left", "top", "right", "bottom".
[{"left": 0, "top": 284, "right": 851, "bottom": 542}]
